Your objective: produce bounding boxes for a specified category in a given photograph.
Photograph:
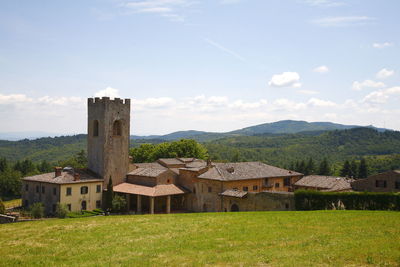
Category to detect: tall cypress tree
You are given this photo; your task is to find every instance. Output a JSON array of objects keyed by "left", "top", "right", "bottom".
[
  {"left": 358, "top": 158, "right": 368, "bottom": 178},
  {"left": 318, "top": 158, "right": 331, "bottom": 176},
  {"left": 340, "top": 160, "right": 351, "bottom": 177},
  {"left": 350, "top": 160, "right": 358, "bottom": 178},
  {"left": 305, "top": 158, "right": 315, "bottom": 175},
  {"left": 105, "top": 176, "right": 114, "bottom": 212}
]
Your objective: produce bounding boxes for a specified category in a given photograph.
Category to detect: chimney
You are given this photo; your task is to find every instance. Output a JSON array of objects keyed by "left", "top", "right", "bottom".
[
  {"left": 207, "top": 159, "right": 212, "bottom": 167},
  {"left": 55, "top": 167, "right": 62, "bottom": 177},
  {"left": 74, "top": 173, "right": 80, "bottom": 181}
]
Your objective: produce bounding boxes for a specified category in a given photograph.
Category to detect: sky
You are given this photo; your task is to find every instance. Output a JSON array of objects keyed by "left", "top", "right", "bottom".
[{"left": 0, "top": 0, "right": 399, "bottom": 135}]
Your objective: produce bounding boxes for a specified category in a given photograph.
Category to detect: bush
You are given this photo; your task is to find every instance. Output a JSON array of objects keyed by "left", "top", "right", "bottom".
[
  {"left": 295, "top": 190, "right": 400, "bottom": 211},
  {"left": 0, "top": 198, "right": 5, "bottom": 214},
  {"left": 112, "top": 195, "right": 127, "bottom": 212},
  {"left": 30, "top": 202, "right": 45, "bottom": 218},
  {"left": 56, "top": 203, "right": 68, "bottom": 218}
]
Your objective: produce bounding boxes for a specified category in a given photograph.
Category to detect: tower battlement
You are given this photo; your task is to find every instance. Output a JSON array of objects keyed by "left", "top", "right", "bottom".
[{"left": 88, "top": 97, "right": 130, "bottom": 105}]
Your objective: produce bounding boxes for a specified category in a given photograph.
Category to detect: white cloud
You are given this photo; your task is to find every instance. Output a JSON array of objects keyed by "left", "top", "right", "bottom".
[
  {"left": 298, "top": 90, "right": 318, "bottom": 95},
  {"left": 123, "top": 0, "right": 195, "bottom": 21},
  {"left": 312, "top": 16, "right": 375, "bottom": 27},
  {"left": 307, "top": 97, "right": 336, "bottom": 107},
  {"left": 372, "top": 42, "right": 394, "bottom": 49},
  {"left": 362, "top": 86, "right": 400, "bottom": 105},
  {"left": 268, "top": 72, "right": 301, "bottom": 88},
  {"left": 0, "top": 93, "right": 32, "bottom": 104},
  {"left": 313, "top": 65, "right": 329, "bottom": 73},
  {"left": 94, "top": 87, "right": 120, "bottom": 99},
  {"left": 352, "top": 80, "right": 385, "bottom": 91},
  {"left": 376, "top": 68, "right": 394, "bottom": 79}
]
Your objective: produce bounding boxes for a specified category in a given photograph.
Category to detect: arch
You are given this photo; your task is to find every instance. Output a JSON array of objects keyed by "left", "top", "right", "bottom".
[
  {"left": 93, "top": 120, "right": 99, "bottom": 137},
  {"left": 202, "top": 203, "right": 207, "bottom": 212},
  {"left": 113, "top": 120, "right": 122, "bottom": 136},
  {"left": 81, "top": 200, "right": 87, "bottom": 210},
  {"left": 231, "top": 203, "right": 239, "bottom": 212}
]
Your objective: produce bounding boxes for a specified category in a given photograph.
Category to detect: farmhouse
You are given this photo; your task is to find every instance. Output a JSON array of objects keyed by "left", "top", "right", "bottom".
[
  {"left": 294, "top": 175, "right": 353, "bottom": 192},
  {"left": 351, "top": 170, "right": 400, "bottom": 192},
  {"left": 22, "top": 97, "right": 303, "bottom": 215}
]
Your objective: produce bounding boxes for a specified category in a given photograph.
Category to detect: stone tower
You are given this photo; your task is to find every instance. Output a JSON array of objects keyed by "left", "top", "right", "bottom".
[{"left": 87, "top": 97, "right": 130, "bottom": 186}]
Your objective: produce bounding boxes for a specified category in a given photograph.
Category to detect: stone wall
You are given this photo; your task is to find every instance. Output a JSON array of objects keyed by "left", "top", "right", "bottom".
[
  {"left": 21, "top": 181, "right": 60, "bottom": 215},
  {"left": 87, "top": 97, "right": 130, "bottom": 186},
  {"left": 352, "top": 171, "right": 400, "bottom": 192},
  {"left": 222, "top": 192, "right": 295, "bottom": 212}
]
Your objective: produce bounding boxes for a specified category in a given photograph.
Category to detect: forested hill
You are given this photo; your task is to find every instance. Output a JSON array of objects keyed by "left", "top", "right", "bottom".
[{"left": 0, "top": 128, "right": 399, "bottom": 174}]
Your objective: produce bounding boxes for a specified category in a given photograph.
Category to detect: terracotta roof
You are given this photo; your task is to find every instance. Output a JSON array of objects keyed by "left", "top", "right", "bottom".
[
  {"left": 294, "top": 175, "right": 353, "bottom": 192},
  {"left": 158, "top": 158, "right": 185, "bottom": 165},
  {"left": 22, "top": 170, "right": 102, "bottom": 184},
  {"left": 133, "top": 162, "right": 166, "bottom": 169},
  {"left": 127, "top": 168, "right": 167, "bottom": 177},
  {"left": 198, "top": 162, "right": 302, "bottom": 181},
  {"left": 219, "top": 189, "right": 248, "bottom": 198},
  {"left": 113, "top": 183, "right": 186, "bottom": 197}
]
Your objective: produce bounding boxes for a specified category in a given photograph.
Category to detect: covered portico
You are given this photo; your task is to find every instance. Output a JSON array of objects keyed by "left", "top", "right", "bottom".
[{"left": 113, "top": 183, "right": 186, "bottom": 214}]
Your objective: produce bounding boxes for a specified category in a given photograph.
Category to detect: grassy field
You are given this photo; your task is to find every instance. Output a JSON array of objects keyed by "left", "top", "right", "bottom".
[{"left": 1, "top": 211, "right": 399, "bottom": 266}]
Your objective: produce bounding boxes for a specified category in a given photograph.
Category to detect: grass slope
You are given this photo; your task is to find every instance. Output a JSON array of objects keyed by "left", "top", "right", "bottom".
[{"left": 1, "top": 211, "right": 399, "bottom": 266}]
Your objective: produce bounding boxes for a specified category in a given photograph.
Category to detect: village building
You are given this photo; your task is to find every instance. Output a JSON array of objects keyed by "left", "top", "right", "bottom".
[
  {"left": 351, "top": 170, "right": 400, "bottom": 192},
  {"left": 293, "top": 175, "right": 354, "bottom": 192},
  {"left": 21, "top": 168, "right": 103, "bottom": 214},
  {"left": 21, "top": 97, "right": 303, "bottom": 214}
]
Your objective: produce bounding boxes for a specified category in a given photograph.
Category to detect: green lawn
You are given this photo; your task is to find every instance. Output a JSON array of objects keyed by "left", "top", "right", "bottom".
[
  {"left": 1, "top": 211, "right": 399, "bottom": 266},
  {"left": 3, "top": 198, "right": 21, "bottom": 209}
]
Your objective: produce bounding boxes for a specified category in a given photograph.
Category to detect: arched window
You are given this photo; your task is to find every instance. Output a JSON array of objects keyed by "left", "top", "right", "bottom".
[
  {"left": 231, "top": 204, "right": 239, "bottom": 212},
  {"left": 113, "top": 120, "right": 122, "bottom": 136},
  {"left": 93, "top": 120, "right": 99, "bottom": 137}
]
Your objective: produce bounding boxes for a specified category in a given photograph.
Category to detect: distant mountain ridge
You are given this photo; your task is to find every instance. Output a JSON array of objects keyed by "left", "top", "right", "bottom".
[{"left": 0, "top": 120, "right": 389, "bottom": 141}]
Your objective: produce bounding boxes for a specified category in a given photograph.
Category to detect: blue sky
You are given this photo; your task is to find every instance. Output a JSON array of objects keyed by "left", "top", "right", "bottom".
[{"left": 0, "top": 0, "right": 399, "bottom": 135}]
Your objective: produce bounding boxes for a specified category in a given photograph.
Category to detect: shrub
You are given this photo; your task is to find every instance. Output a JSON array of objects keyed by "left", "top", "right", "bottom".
[
  {"left": 56, "top": 203, "right": 68, "bottom": 218},
  {"left": 0, "top": 198, "right": 5, "bottom": 214},
  {"left": 30, "top": 202, "right": 45, "bottom": 218},
  {"left": 112, "top": 195, "right": 126, "bottom": 212},
  {"left": 295, "top": 190, "right": 400, "bottom": 211}
]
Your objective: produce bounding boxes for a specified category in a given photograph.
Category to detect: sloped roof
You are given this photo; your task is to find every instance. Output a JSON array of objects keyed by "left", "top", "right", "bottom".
[
  {"left": 158, "top": 158, "right": 185, "bottom": 166},
  {"left": 294, "top": 175, "right": 353, "bottom": 192},
  {"left": 133, "top": 162, "right": 166, "bottom": 169},
  {"left": 22, "top": 170, "right": 102, "bottom": 184},
  {"left": 127, "top": 168, "right": 167, "bottom": 177},
  {"left": 198, "top": 162, "right": 302, "bottom": 181},
  {"left": 113, "top": 183, "right": 186, "bottom": 197},
  {"left": 219, "top": 189, "right": 248, "bottom": 198}
]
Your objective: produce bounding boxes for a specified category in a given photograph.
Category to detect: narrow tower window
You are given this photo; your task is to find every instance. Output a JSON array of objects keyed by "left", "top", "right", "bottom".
[
  {"left": 93, "top": 120, "right": 99, "bottom": 137},
  {"left": 113, "top": 120, "right": 122, "bottom": 136}
]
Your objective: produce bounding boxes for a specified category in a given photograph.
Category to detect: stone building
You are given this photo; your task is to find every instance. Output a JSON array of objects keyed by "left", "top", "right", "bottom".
[
  {"left": 21, "top": 167, "right": 103, "bottom": 214},
  {"left": 351, "top": 170, "right": 400, "bottom": 192}
]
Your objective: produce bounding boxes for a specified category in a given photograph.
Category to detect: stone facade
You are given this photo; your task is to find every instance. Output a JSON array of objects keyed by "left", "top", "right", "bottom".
[
  {"left": 22, "top": 181, "right": 60, "bottom": 214},
  {"left": 351, "top": 170, "right": 400, "bottom": 192},
  {"left": 87, "top": 97, "right": 130, "bottom": 186}
]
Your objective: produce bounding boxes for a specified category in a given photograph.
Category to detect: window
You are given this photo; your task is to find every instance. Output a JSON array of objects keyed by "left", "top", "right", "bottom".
[
  {"left": 67, "top": 204, "right": 71, "bottom": 211},
  {"left": 81, "top": 186, "right": 89, "bottom": 194},
  {"left": 395, "top": 181, "right": 400, "bottom": 189},
  {"left": 42, "top": 186, "right": 45, "bottom": 194},
  {"left": 81, "top": 201, "right": 87, "bottom": 210},
  {"left": 275, "top": 183, "right": 280, "bottom": 188},
  {"left": 96, "top": 200, "right": 101, "bottom": 209},
  {"left": 253, "top": 185, "right": 258, "bottom": 191},
  {"left": 53, "top": 187, "right": 57, "bottom": 196},
  {"left": 36, "top": 185, "right": 39, "bottom": 193},
  {"left": 93, "top": 120, "right": 99, "bottom": 137},
  {"left": 284, "top": 177, "right": 291, "bottom": 187},
  {"left": 375, "top": 180, "right": 387, "bottom": 188},
  {"left": 25, "top": 184, "right": 29, "bottom": 191},
  {"left": 96, "top": 184, "right": 101, "bottom": 193},
  {"left": 208, "top": 187, "right": 212, "bottom": 193},
  {"left": 193, "top": 187, "right": 196, "bottom": 194},
  {"left": 66, "top": 187, "right": 72, "bottom": 196},
  {"left": 113, "top": 120, "right": 122, "bottom": 136},
  {"left": 243, "top": 186, "right": 248, "bottom": 191}
]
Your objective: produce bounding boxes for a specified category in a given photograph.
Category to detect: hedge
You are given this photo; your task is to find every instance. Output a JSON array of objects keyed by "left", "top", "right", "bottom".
[{"left": 294, "top": 190, "right": 400, "bottom": 211}]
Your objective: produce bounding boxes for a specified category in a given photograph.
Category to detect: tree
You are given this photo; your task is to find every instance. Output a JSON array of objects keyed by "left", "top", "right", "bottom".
[
  {"left": 305, "top": 158, "right": 316, "bottom": 175},
  {"left": 0, "top": 157, "right": 8, "bottom": 173},
  {"left": 318, "top": 158, "right": 331, "bottom": 175},
  {"left": 30, "top": 202, "right": 44, "bottom": 219},
  {"left": 350, "top": 160, "right": 358, "bottom": 178},
  {"left": 105, "top": 176, "right": 114, "bottom": 212},
  {"left": 56, "top": 203, "right": 69, "bottom": 218},
  {"left": 358, "top": 158, "right": 368, "bottom": 178},
  {"left": 0, "top": 168, "right": 22, "bottom": 198},
  {"left": 38, "top": 160, "right": 52, "bottom": 173},
  {"left": 0, "top": 198, "right": 5, "bottom": 214},
  {"left": 340, "top": 160, "right": 351, "bottom": 177}
]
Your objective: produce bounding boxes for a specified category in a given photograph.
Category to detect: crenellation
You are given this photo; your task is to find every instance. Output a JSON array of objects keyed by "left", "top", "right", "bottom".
[
  {"left": 124, "top": 98, "right": 130, "bottom": 105},
  {"left": 88, "top": 98, "right": 94, "bottom": 104},
  {"left": 94, "top": 97, "right": 100, "bottom": 103}
]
